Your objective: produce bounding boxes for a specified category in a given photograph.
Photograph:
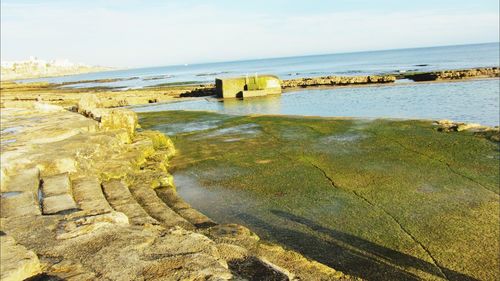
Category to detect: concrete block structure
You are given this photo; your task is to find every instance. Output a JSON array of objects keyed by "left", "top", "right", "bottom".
[{"left": 215, "top": 75, "right": 282, "bottom": 98}]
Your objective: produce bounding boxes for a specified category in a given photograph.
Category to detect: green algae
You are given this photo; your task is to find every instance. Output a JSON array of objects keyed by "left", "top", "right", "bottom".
[{"left": 139, "top": 110, "right": 500, "bottom": 281}]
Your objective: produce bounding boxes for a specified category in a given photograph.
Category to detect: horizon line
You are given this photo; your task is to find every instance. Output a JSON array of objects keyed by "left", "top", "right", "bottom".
[{"left": 125, "top": 41, "right": 499, "bottom": 70}]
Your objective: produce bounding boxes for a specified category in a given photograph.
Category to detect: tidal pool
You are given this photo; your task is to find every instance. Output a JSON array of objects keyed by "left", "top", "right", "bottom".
[
  {"left": 140, "top": 110, "right": 500, "bottom": 281},
  {"left": 134, "top": 79, "right": 500, "bottom": 126}
]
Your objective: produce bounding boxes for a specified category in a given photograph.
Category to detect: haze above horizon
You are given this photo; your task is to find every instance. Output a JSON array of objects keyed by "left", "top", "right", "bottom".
[{"left": 1, "top": 0, "right": 499, "bottom": 68}]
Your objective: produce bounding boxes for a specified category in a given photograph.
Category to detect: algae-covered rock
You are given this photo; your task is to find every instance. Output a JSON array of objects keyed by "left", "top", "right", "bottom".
[
  {"left": 256, "top": 242, "right": 352, "bottom": 281},
  {"left": 159, "top": 174, "right": 175, "bottom": 188},
  {"left": 456, "top": 123, "right": 484, "bottom": 131},
  {"left": 77, "top": 95, "right": 137, "bottom": 137},
  {"left": 206, "top": 224, "right": 260, "bottom": 249},
  {"left": 90, "top": 108, "right": 138, "bottom": 138},
  {"left": 137, "top": 130, "right": 175, "bottom": 150},
  {"left": 282, "top": 75, "right": 396, "bottom": 88},
  {"left": 0, "top": 104, "right": 357, "bottom": 280},
  {"left": 77, "top": 94, "right": 102, "bottom": 116},
  {"left": 435, "top": 120, "right": 499, "bottom": 142},
  {"left": 101, "top": 109, "right": 138, "bottom": 137},
  {"left": 405, "top": 67, "right": 499, "bottom": 82}
]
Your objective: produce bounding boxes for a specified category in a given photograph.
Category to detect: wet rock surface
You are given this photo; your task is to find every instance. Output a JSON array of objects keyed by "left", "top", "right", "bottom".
[
  {"left": 140, "top": 110, "right": 499, "bottom": 281},
  {"left": 434, "top": 120, "right": 500, "bottom": 142},
  {"left": 281, "top": 75, "right": 396, "bottom": 88},
  {"left": 1, "top": 67, "right": 497, "bottom": 109},
  {"left": 0, "top": 100, "right": 354, "bottom": 280},
  {"left": 403, "top": 67, "right": 499, "bottom": 81}
]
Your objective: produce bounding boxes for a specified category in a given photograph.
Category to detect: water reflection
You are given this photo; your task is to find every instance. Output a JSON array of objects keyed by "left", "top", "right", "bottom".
[
  {"left": 133, "top": 79, "right": 500, "bottom": 126},
  {"left": 175, "top": 172, "right": 479, "bottom": 280},
  {"left": 218, "top": 95, "right": 282, "bottom": 115}
]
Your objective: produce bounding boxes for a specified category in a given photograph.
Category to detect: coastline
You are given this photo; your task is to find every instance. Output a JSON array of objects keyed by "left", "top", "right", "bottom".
[
  {"left": 1, "top": 67, "right": 499, "bottom": 280},
  {"left": 1, "top": 67, "right": 117, "bottom": 82},
  {"left": 283, "top": 76, "right": 500, "bottom": 93},
  {"left": 0, "top": 98, "right": 354, "bottom": 280},
  {"left": 1, "top": 67, "right": 498, "bottom": 110},
  {"left": 139, "top": 109, "right": 499, "bottom": 280}
]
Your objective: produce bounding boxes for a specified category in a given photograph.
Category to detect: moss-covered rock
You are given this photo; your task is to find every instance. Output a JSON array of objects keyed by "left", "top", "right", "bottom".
[{"left": 140, "top": 110, "right": 500, "bottom": 281}]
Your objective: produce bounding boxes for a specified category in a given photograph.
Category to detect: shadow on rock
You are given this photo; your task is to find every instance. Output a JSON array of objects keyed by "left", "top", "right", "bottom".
[{"left": 236, "top": 210, "right": 478, "bottom": 281}]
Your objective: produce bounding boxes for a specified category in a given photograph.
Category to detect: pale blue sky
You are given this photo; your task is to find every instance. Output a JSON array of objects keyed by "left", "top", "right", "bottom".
[{"left": 1, "top": 0, "right": 499, "bottom": 67}]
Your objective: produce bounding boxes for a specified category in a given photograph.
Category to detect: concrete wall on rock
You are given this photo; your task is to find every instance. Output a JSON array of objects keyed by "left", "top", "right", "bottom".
[{"left": 215, "top": 75, "right": 282, "bottom": 98}]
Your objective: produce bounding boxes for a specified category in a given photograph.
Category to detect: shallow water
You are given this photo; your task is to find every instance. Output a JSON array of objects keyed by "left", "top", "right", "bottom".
[
  {"left": 145, "top": 111, "right": 500, "bottom": 280},
  {"left": 134, "top": 79, "right": 500, "bottom": 126}
]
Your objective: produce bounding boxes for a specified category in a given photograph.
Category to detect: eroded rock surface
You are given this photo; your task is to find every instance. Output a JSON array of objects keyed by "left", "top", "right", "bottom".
[
  {"left": 434, "top": 119, "right": 500, "bottom": 142},
  {"left": 404, "top": 67, "right": 499, "bottom": 81},
  {"left": 0, "top": 100, "right": 355, "bottom": 280},
  {"left": 281, "top": 75, "right": 396, "bottom": 88},
  {"left": 0, "top": 234, "right": 41, "bottom": 281}
]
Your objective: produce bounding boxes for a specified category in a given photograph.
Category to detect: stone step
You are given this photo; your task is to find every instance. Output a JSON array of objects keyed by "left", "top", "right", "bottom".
[
  {"left": 1, "top": 167, "right": 40, "bottom": 193},
  {"left": 0, "top": 191, "right": 41, "bottom": 217},
  {"left": 0, "top": 233, "right": 42, "bottom": 281},
  {"left": 129, "top": 184, "right": 194, "bottom": 229},
  {"left": 42, "top": 172, "right": 72, "bottom": 197},
  {"left": 71, "top": 176, "right": 112, "bottom": 214},
  {"left": 101, "top": 180, "right": 159, "bottom": 226},
  {"left": 229, "top": 256, "right": 293, "bottom": 281},
  {"left": 41, "top": 173, "right": 78, "bottom": 215},
  {"left": 155, "top": 187, "right": 216, "bottom": 228}
]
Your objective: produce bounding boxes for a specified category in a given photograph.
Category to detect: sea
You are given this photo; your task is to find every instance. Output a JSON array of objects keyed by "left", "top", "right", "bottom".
[
  {"left": 22, "top": 42, "right": 499, "bottom": 90},
  {"left": 23, "top": 42, "right": 500, "bottom": 126}
]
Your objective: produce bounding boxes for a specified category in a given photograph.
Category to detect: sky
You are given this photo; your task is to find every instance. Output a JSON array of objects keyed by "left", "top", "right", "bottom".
[{"left": 1, "top": 0, "right": 499, "bottom": 68}]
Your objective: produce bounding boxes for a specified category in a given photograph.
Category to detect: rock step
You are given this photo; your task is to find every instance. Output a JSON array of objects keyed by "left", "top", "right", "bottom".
[
  {"left": 0, "top": 167, "right": 42, "bottom": 218},
  {"left": 0, "top": 233, "right": 42, "bottom": 281},
  {"left": 155, "top": 187, "right": 216, "bottom": 228},
  {"left": 41, "top": 173, "right": 78, "bottom": 215},
  {"left": 229, "top": 256, "right": 293, "bottom": 281},
  {"left": 101, "top": 180, "right": 159, "bottom": 225},
  {"left": 0, "top": 167, "right": 40, "bottom": 193},
  {"left": 71, "top": 176, "right": 113, "bottom": 214},
  {"left": 0, "top": 191, "right": 41, "bottom": 217},
  {"left": 129, "top": 184, "right": 194, "bottom": 229}
]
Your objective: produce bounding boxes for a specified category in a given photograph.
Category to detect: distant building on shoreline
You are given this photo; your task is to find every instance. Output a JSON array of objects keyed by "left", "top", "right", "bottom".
[{"left": 0, "top": 57, "right": 112, "bottom": 81}]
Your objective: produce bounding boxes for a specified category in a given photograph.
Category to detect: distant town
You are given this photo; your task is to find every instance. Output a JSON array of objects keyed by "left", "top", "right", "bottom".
[{"left": 0, "top": 57, "right": 111, "bottom": 80}]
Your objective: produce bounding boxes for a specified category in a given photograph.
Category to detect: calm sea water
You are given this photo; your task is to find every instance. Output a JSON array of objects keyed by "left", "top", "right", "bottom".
[
  {"left": 22, "top": 42, "right": 499, "bottom": 89},
  {"left": 133, "top": 79, "right": 500, "bottom": 126}
]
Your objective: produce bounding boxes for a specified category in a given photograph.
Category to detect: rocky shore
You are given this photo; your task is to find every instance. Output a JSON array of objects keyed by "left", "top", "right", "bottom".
[
  {"left": 402, "top": 67, "right": 499, "bottom": 81},
  {"left": 1, "top": 67, "right": 498, "bottom": 280},
  {"left": 139, "top": 110, "right": 499, "bottom": 280},
  {"left": 1, "top": 67, "right": 498, "bottom": 108},
  {"left": 281, "top": 75, "right": 396, "bottom": 88},
  {"left": 0, "top": 97, "right": 354, "bottom": 280},
  {"left": 280, "top": 67, "right": 499, "bottom": 89},
  {"left": 434, "top": 119, "right": 500, "bottom": 142},
  {"left": 0, "top": 81, "right": 213, "bottom": 109}
]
